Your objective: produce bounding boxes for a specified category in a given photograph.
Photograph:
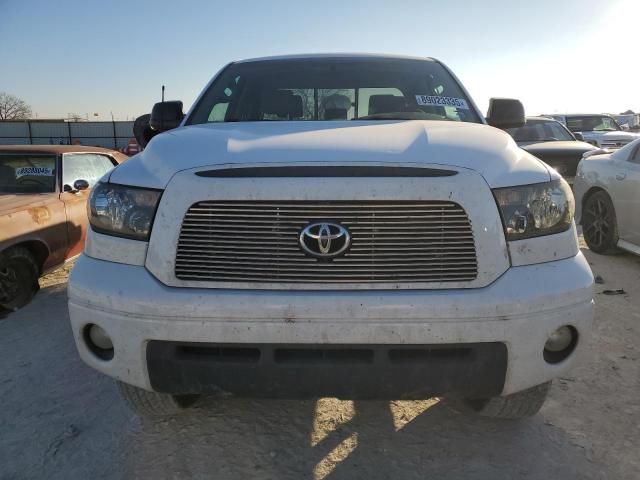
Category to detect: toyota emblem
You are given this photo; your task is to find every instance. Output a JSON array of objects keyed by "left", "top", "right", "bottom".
[{"left": 299, "top": 222, "right": 351, "bottom": 258}]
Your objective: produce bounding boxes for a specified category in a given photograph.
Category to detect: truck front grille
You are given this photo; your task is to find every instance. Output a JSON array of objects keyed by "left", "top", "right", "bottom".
[
  {"left": 175, "top": 201, "right": 478, "bottom": 283},
  {"left": 600, "top": 139, "right": 631, "bottom": 149}
]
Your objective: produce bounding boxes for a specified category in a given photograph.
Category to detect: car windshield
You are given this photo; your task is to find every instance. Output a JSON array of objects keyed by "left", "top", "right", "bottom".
[
  {"left": 566, "top": 115, "right": 621, "bottom": 132},
  {"left": 187, "top": 58, "right": 481, "bottom": 124},
  {"left": 0, "top": 154, "right": 57, "bottom": 194},
  {"left": 506, "top": 119, "right": 575, "bottom": 142}
]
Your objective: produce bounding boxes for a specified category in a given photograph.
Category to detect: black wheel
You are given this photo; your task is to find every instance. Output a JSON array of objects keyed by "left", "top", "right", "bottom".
[
  {"left": 0, "top": 247, "right": 40, "bottom": 311},
  {"left": 465, "top": 382, "right": 551, "bottom": 419},
  {"left": 117, "top": 381, "right": 199, "bottom": 418},
  {"left": 582, "top": 191, "right": 619, "bottom": 254}
]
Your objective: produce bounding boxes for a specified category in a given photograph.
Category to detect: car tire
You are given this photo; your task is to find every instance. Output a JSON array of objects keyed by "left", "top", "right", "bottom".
[
  {"left": 0, "top": 247, "right": 40, "bottom": 311},
  {"left": 465, "top": 382, "right": 551, "bottom": 419},
  {"left": 582, "top": 190, "right": 619, "bottom": 254},
  {"left": 117, "top": 381, "right": 199, "bottom": 418}
]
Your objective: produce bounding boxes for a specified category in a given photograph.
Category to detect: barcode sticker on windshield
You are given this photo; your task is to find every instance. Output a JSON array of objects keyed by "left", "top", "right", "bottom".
[
  {"left": 15, "top": 167, "right": 54, "bottom": 178},
  {"left": 416, "top": 95, "right": 469, "bottom": 109}
]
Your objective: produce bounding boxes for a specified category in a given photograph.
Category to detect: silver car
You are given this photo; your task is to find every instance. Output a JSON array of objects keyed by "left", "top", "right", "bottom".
[{"left": 574, "top": 138, "right": 640, "bottom": 255}]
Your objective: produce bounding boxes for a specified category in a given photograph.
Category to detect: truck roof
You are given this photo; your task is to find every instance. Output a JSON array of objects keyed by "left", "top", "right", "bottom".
[{"left": 235, "top": 53, "right": 436, "bottom": 64}]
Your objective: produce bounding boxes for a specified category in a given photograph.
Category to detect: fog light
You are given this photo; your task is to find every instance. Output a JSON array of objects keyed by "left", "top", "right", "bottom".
[
  {"left": 545, "top": 326, "right": 573, "bottom": 352},
  {"left": 84, "top": 324, "right": 114, "bottom": 360},
  {"left": 543, "top": 325, "right": 577, "bottom": 363}
]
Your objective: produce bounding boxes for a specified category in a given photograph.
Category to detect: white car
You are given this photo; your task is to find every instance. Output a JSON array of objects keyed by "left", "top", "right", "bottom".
[
  {"left": 67, "top": 54, "right": 594, "bottom": 419},
  {"left": 545, "top": 114, "right": 640, "bottom": 149},
  {"left": 575, "top": 138, "right": 640, "bottom": 255}
]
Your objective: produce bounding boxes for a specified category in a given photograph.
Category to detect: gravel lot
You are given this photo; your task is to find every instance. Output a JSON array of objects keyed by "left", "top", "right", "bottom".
[{"left": 1, "top": 241, "right": 639, "bottom": 480}]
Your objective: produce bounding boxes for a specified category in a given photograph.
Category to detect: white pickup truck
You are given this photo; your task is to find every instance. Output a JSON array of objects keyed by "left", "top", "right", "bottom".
[{"left": 68, "top": 54, "right": 594, "bottom": 419}]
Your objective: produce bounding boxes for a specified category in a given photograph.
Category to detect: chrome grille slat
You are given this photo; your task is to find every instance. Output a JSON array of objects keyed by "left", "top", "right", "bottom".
[
  {"left": 178, "top": 230, "right": 473, "bottom": 238},
  {"left": 177, "top": 269, "right": 477, "bottom": 276},
  {"left": 177, "top": 245, "right": 476, "bottom": 253},
  {"left": 178, "top": 239, "right": 475, "bottom": 247},
  {"left": 191, "top": 202, "right": 464, "bottom": 209},
  {"left": 175, "top": 201, "right": 478, "bottom": 283},
  {"left": 176, "top": 259, "right": 479, "bottom": 267},
  {"left": 176, "top": 250, "right": 476, "bottom": 258},
  {"left": 181, "top": 219, "right": 472, "bottom": 226},
  {"left": 178, "top": 236, "right": 475, "bottom": 243},
  {"left": 175, "top": 272, "right": 477, "bottom": 281},
  {"left": 179, "top": 226, "right": 473, "bottom": 232},
  {"left": 183, "top": 213, "right": 470, "bottom": 219}
]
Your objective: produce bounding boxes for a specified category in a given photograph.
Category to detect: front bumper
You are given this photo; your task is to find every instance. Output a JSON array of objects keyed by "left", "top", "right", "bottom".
[{"left": 68, "top": 253, "right": 594, "bottom": 398}]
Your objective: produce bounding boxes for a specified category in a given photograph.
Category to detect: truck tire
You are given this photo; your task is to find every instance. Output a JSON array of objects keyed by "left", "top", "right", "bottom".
[
  {"left": 117, "top": 381, "right": 199, "bottom": 418},
  {"left": 582, "top": 190, "right": 619, "bottom": 254},
  {"left": 465, "top": 382, "right": 551, "bottom": 419},
  {"left": 0, "top": 247, "right": 40, "bottom": 311}
]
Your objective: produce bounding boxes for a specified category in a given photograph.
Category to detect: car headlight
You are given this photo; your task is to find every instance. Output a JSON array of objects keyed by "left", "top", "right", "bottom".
[
  {"left": 88, "top": 182, "right": 162, "bottom": 241},
  {"left": 492, "top": 179, "right": 574, "bottom": 241}
]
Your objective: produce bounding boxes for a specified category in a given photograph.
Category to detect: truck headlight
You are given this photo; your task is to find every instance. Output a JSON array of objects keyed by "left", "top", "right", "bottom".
[
  {"left": 493, "top": 179, "right": 574, "bottom": 241},
  {"left": 88, "top": 182, "right": 162, "bottom": 241}
]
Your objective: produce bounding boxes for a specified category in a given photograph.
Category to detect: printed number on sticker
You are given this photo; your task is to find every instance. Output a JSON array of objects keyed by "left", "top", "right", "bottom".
[
  {"left": 15, "top": 167, "right": 53, "bottom": 177},
  {"left": 416, "top": 95, "right": 469, "bottom": 109}
]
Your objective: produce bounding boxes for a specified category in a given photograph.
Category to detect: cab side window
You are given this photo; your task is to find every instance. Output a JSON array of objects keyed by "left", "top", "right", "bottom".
[
  {"left": 631, "top": 145, "right": 640, "bottom": 164},
  {"left": 62, "top": 153, "right": 116, "bottom": 190}
]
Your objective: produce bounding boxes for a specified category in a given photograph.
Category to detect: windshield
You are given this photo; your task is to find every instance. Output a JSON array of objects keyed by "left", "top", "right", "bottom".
[
  {"left": 506, "top": 119, "right": 575, "bottom": 142},
  {"left": 566, "top": 115, "right": 621, "bottom": 132},
  {"left": 187, "top": 58, "right": 481, "bottom": 124},
  {"left": 0, "top": 154, "right": 57, "bottom": 194}
]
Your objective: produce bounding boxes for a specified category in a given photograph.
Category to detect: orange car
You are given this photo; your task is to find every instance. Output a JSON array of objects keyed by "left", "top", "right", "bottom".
[{"left": 0, "top": 145, "right": 127, "bottom": 312}]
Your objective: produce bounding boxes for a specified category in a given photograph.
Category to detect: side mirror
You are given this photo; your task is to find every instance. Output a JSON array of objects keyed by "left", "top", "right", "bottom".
[
  {"left": 149, "top": 100, "right": 184, "bottom": 132},
  {"left": 574, "top": 132, "right": 585, "bottom": 141},
  {"left": 133, "top": 113, "right": 153, "bottom": 148},
  {"left": 486, "top": 98, "right": 525, "bottom": 129},
  {"left": 74, "top": 179, "right": 89, "bottom": 191},
  {"left": 64, "top": 179, "right": 89, "bottom": 193}
]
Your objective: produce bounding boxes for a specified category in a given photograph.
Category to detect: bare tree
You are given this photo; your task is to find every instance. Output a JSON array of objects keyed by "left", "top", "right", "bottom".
[
  {"left": 67, "top": 113, "right": 85, "bottom": 122},
  {"left": 0, "top": 92, "right": 32, "bottom": 120}
]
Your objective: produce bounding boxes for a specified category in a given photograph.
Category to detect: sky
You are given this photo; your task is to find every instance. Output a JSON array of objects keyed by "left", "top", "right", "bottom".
[{"left": 0, "top": 0, "right": 638, "bottom": 121}]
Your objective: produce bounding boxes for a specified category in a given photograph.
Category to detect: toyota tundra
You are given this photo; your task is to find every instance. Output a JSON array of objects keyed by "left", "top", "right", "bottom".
[{"left": 67, "top": 54, "right": 594, "bottom": 419}]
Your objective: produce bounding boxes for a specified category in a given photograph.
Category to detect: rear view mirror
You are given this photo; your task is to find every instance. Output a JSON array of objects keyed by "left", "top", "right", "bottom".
[
  {"left": 486, "top": 98, "right": 525, "bottom": 129},
  {"left": 150, "top": 101, "right": 184, "bottom": 133},
  {"left": 574, "top": 132, "right": 584, "bottom": 141}
]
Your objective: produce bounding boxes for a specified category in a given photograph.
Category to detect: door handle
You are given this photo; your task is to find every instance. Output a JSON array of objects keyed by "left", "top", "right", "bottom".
[{"left": 616, "top": 172, "right": 627, "bottom": 181}]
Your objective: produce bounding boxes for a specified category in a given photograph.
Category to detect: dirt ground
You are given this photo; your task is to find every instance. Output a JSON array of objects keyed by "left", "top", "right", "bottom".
[{"left": 1, "top": 240, "right": 639, "bottom": 480}]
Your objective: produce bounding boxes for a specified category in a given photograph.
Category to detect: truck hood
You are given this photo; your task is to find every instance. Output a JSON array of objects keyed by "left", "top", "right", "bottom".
[{"left": 110, "top": 120, "right": 551, "bottom": 189}]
